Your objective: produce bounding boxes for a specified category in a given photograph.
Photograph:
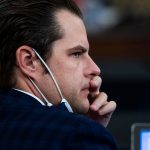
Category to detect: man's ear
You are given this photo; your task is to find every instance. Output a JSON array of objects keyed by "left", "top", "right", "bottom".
[{"left": 16, "top": 45, "right": 38, "bottom": 77}]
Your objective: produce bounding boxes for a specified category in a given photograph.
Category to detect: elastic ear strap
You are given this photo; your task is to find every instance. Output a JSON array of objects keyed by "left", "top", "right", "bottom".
[
  {"left": 28, "top": 77, "right": 51, "bottom": 106},
  {"left": 32, "top": 48, "right": 64, "bottom": 100}
]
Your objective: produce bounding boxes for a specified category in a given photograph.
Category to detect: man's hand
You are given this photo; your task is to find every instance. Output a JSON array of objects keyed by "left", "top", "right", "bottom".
[{"left": 87, "top": 76, "right": 117, "bottom": 127}]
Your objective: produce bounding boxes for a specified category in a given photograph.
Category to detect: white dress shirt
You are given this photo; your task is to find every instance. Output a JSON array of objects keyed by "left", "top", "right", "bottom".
[{"left": 13, "top": 88, "right": 73, "bottom": 112}]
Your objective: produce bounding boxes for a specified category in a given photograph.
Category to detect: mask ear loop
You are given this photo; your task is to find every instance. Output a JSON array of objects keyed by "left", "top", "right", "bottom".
[
  {"left": 28, "top": 77, "right": 52, "bottom": 106},
  {"left": 31, "top": 48, "right": 73, "bottom": 112},
  {"left": 32, "top": 48, "right": 64, "bottom": 100}
]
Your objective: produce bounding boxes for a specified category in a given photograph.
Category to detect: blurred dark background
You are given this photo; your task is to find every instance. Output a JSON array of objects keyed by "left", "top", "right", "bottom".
[{"left": 75, "top": 0, "right": 150, "bottom": 149}]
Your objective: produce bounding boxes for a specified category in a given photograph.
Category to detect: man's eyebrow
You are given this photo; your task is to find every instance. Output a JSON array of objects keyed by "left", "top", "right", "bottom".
[{"left": 68, "top": 45, "right": 89, "bottom": 52}]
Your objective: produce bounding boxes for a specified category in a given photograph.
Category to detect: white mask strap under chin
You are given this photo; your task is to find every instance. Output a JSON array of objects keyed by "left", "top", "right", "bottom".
[{"left": 32, "top": 48, "right": 64, "bottom": 100}]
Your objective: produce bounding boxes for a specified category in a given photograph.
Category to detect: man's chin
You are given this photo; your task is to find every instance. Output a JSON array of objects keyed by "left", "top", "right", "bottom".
[{"left": 76, "top": 101, "right": 90, "bottom": 114}]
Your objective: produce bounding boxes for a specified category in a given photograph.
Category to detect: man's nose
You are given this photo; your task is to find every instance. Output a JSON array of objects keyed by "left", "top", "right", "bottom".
[{"left": 85, "top": 55, "right": 101, "bottom": 77}]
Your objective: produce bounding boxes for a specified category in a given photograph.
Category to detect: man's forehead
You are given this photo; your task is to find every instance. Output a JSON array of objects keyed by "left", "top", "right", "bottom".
[
  {"left": 53, "top": 10, "right": 89, "bottom": 51},
  {"left": 55, "top": 9, "right": 85, "bottom": 34}
]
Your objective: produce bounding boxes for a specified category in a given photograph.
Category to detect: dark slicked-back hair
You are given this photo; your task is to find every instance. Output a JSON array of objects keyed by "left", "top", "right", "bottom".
[{"left": 0, "top": 0, "right": 82, "bottom": 89}]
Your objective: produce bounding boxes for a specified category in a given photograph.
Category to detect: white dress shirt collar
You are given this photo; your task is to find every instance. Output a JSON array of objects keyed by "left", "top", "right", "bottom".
[{"left": 13, "top": 88, "right": 73, "bottom": 113}]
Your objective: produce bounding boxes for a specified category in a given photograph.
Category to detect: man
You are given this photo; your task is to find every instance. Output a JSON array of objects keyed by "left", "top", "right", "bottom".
[{"left": 0, "top": 0, "right": 118, "bottom": 149}]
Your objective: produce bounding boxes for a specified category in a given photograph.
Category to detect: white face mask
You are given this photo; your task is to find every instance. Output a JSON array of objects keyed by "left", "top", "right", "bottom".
[{"left": 28, "top": 48, "right": 73, "bottom": 112}]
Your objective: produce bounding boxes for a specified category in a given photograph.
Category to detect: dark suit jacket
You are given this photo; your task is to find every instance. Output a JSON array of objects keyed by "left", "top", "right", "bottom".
[{"left": 0, "top": 89, "right": 119, "bottom": 150}]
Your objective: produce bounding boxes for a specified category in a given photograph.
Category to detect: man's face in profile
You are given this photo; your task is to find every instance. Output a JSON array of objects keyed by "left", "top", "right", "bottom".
[{"left": 37, "top": 9, "right": 100, "bottom": 113}]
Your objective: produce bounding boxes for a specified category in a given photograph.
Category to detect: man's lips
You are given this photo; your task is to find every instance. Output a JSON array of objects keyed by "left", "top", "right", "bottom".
[
  {"left": 81, "top": 85, "right": 90, "bottom": 95},
  {"left": 81, "top": 84, "right": 90, "bottom": 91}
]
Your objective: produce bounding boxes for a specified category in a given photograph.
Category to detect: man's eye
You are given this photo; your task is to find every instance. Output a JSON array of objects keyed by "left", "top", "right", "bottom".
[{"left": 72, "top": 52, "right": 82, "bottom": 58}]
